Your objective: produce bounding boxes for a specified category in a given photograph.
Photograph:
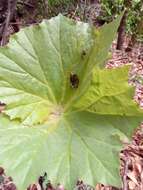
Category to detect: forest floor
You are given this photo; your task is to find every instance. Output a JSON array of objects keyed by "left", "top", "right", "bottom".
[{"left": 0, "top": 1, "right": 143, "bottom": 190}]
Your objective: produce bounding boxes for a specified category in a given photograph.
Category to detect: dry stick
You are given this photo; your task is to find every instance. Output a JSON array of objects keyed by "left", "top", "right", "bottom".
[
  {"left": 42, "top": 0, "right": 49, "bottom": 18},
  {"left": 123, "top": 157, "right": 129, "bottom": 190},
  {"left": 72, "top": 4, "right": 79, "bottom": 19},
  {"left": 17, "top": 1, "right": 34, "bottom": 8},
  {"left": 0, "top": 0, "right": 17, "bottom": 46},
  {"left": 0, "top": 0, "right": 11, "bottom": 46}
]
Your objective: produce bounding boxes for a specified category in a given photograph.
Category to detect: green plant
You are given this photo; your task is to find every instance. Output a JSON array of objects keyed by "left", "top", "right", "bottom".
[
  {"left": 126, "top": 0, "right": 143, "bottom": 39},
  {"left": 0, "top": 15, "right": 142, "bottom": 190},
  {"left": 48, "top": 0, "right": 74, "bottom": 6},
  {"left": 100, "top": 0, "right": 124, "bottom": 22},
  {"left": 100, "top": 0, "right": 143, "bottom": 40}
]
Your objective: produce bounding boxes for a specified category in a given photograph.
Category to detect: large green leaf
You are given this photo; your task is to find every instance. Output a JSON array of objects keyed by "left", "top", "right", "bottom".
[
  {"left": 0, "top": 15, "right": 120, "bottom": 125},
  {"left": 0, "top": 113, "right": 142, "bottom": 190},
  {"left": 0, "top": 15, "right": 142, "bottom": 190}
]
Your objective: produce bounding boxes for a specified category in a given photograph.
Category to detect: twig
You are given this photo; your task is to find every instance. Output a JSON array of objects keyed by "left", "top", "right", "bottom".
[
  {"left": 123, "top": 157, "right": 129, "bottom": 190},
  {"left": 72, "top": 4, "right": 79, "bottom": 18},
  {"left": 0, "top": 0, "right": 17, "bottom": 46},
  {"left": 42, "top": 0, "right": 49, "bottom": 18},
  {"left": 17, "top": 1, "right": 34, "bottom": 8},
  {"left": 10, "top": 22, "right": 40, "bottom": 26}
]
